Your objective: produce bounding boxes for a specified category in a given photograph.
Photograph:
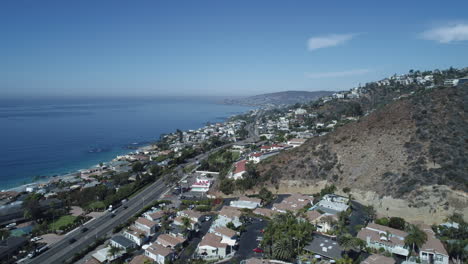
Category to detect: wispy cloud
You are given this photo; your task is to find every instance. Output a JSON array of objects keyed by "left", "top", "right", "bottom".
[
  {"left": 307, "top": 33, "right": 356, "bottom": 51},
  {"left": 306, "top": 69, "right": 371, "bottom": 79},
  {"left": 421, "top": 23, "right": 468, "bottom": 43}
]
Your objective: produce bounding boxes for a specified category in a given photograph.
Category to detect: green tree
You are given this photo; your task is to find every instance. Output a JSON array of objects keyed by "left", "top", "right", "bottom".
[
  {"left": 363, "top": 205, "right": 377, "bottom": 223},
  {"left": 404, "top": 224, "right": 428, "bottom": 259},
  {"left": 258, "top": 187, "right": 274, "bottom": 205},
  {"left": 273, "top": 238, "right": 294, "bottom": 261},
  {"left": 219, "top": 179, "right": 235, "bottom": 195},
  {"left": 388, "top": 217, "right": 406, "bottom": 230},
  {"left": 107, "top": 245, "right": 122, "bottom": 259},
  {"left": 132, "top": 162, "right": 144, "bottom": 172}
]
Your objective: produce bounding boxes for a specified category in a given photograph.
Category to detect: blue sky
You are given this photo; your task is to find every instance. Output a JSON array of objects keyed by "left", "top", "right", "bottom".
[{"left": 1, "top": 0, "right": 468, "bottom": 97}]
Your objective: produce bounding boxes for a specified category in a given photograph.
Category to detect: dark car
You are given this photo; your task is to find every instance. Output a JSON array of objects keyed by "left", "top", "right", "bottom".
[
  {"left": 81, "top": 227, "right": 88, "bottom": 233},
  {"left": 69, "top": 238, "right": 77, "bottom": 244}
]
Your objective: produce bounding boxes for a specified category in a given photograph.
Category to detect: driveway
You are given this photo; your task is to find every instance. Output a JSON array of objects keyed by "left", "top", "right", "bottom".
[
  {"left": 348, "top": 200, "right": 367, "bottom": 236},
  {"left": 233, "top": 218, "right": 268, "bottom": 262}
]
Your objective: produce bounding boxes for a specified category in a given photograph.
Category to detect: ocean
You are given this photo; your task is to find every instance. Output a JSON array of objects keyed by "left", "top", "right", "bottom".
[{"left": 0, "top": 96, "right": 251, "bottom": 190}]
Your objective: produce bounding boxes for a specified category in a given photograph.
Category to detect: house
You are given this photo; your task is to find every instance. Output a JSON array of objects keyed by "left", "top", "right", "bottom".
[
  {"left": 129, "top": 254, "right": 154, "bottom": 264},
  {"left": 92, "top": 246, "right": 123, "bottom": 262},
  {"left": 191, "top": 178, "right": 211, "bottom": 192},
  {"left": 110, "top": 235, "right": 136, "bottom": 250},
  {"left": 248, "top": 153, "right": 263, "bottom": 164},
  {"left": 134, "top": 217, "right": 158, "bottom": 236},
  {"left": 210, "top": 226, "right": 238, "bottom": 249},
  {"left": 304, "top": 235, "right": 342, "bottom": 261},
  {"left": 419, "top": 226, "right": 449, "bottom": 264},
  {"left": 230, "top": 196, "right": 262, "bottom": 209},
  {"left": 230, "top": 160, "right": 248, "bottom": 180},
  {"left": 287, "top": 138, "right": 306, "bottom": 147},
  {"left": 272, "top": 193, "right": 313, "bottom": 213},
  {"left": 197, "top": 233, "right": 231, "bottom": 259},
  {"left": 177, "top": 209, "right": 204, "bottom": 223},
  {"left": 310, "top": 194, "right": 349, "bottom": 215},
  {"left": 173, "top": 216, "right": 199, "bottom": 232},
  {"left": 155, "top": 234, "right": 186, "bottom": 249},
  {"left": 305, "top": 210, "right": 338, "bottom": 233},
  {"left": 144, "top": 243, "right": 175, "bottom": 264},
  {"left": 253, "top": 208, "right": 276, "bottom": 218},
  {"left": 123, "top": 226, "right": 148, "bottom": 246},
  {"left": 458, "top": 76, "right": 468, "bottom": 85},
  {"left": 444, "top": 79, "right": 459, "bottom": 86},
  {"left": 212, "top": 206, "right": 243, "bottom": 228},
  {"left": 357, "top": 223, "right": 409, "bottom": 257},
  {"left": 144, "top": 210, "right": 166, "bottom": 223},
  {"left": 362, "top": 254, "right": 396, "bottom": 264},
  {"left": 240, "top": 258, "right": 291, "bottom": 264}
]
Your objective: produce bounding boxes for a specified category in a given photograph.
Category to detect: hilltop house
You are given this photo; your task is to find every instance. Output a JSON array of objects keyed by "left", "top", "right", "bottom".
[
  {"left": 230, "top": 196, "right": 262, "bottom": 209},
  {"left": 305, "top": 210, "right": 339, "bottom": 233},
  {"left": 310, "top": 194, "right": 349, "bottom": 215},
  {"left": 357, "top": 223, "right": 409, "bottom": 257},
  {"left": 229, "top": 160, "right": 248, "bottom": 180},
  {"left": 419, "top": 226, "right": 449, "bottom": 264},
  {"left": 272, "top": 193, "right": 313, "bottom": 213},
  {"left": 287, "top": 138, "right": 306, "bottom": 147}
]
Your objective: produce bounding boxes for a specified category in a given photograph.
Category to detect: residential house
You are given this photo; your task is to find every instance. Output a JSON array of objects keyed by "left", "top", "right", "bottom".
[
  {"left": 272, "top": 193, "right": 313, "bottom": 213},
  {"left": 230, "top": 196, "right": 262, "bottom": 209},
  {"left": 144, "top": 243, "right": 175, "bottom": 264},
  {"left": 311, "top": 194, "right": 349, "bottom": 215},
  {"left": 110, "top": 235, "right": 136, "bottom": 250},
  {"left": 197, "top": 233, "right": 230, "bottom": 260},
  {"left": 177, "top": 209, "right": 204, "bottom": 223},
  {"left": 123, "top": 226, "right": 148, "bottom": 246},
  {"left": 305, "top": 210, "right": 338, "bottom": 233},
  {"left": 362, "top": 254, "right": 396, "bottom": 264},
  {"left": 357, "top": 223, "right": 409, "bottom": 257},
  {"left": 210, "top": 226, "right": 238, "bottom": 250},
  {"left": 144, "top": 210, "right": 166, "bottom": 224},
  {"left": 253, "top": 208, "right": 276, "bottom": 218},
  {"left": 173, "top": 216, "right": 200, "bottom": 232},
  {"left": 230, "top": 160, "right": 248, "bottom": 180},
  {"left": 287, "top": 138, "right": 306, "bottom": 147},
  {"left": 155, "top": 234, "right": 186, "bottom": 249},
  {"left": 92, "top": 246, "right": 123, "bottom": 263},
  {"left": 304, "top": 235, "right": 342, "bottom": 261},
  {"left": 129, "top": 254, "right": 154, "bottom": 264},
  {"left": 213, "top": 206, "right": 243, "bottom": 228},
  {"left": 419, "top": 226, "right": 449, "bottom": 264},
  {"left": 134, "top": 217, "right": 158, "bottom": 236}
]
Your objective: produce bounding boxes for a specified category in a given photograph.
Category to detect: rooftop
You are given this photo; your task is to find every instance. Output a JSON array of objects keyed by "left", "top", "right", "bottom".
[
  {"left": 362, "top": 254, "right": 396, "bottom": 264},
  {"left": 146, "top": 243, "right": 174, "bottom": 257},
  {"left": 304, "top": 235, "right": 342, "bottom": 260}
]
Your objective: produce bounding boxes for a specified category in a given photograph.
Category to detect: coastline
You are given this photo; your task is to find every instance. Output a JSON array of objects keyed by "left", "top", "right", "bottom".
[{"left": 3, "top": 108, "right": 252, "bottom": 193}]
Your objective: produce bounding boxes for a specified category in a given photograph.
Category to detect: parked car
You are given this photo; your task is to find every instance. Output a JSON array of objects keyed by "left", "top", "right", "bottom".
[
  {"left": 69, "top": 238, "right": 77, "bottom": 244},
  {"left": 204, "top": 216, "right": 212, "bottom": 222},
  {"left": 253, "top": 248, "right": 264, "bottom": 253}
]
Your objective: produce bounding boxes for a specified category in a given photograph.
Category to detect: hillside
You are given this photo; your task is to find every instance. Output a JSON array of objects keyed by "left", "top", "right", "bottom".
[
  {"left": 255, "top": 86, "right": 468, "bottom": 222},
  {"left": 223, "top": 90, "right": 334, "bottom": 107}
]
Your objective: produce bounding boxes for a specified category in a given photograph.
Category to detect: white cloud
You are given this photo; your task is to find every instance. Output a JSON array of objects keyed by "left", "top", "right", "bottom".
[
  {"left": 306, "top": 69, "right": 371, "bottom": 79},
  {"left": 421, "top": 23, "right": 468, "bottom": 43},
  {"left": 307, "top": 33, "right": 356, "bottom": 51}
]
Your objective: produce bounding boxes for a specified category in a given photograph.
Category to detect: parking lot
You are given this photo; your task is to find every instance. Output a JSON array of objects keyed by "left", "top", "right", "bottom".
[{"left": 234, "top": 217, "right": 268, "bottom": 261}]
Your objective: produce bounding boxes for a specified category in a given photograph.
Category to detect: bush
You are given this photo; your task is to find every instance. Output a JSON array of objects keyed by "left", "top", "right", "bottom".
[{"left": 375, "top": 217, "right": 389, "bottom": 226}]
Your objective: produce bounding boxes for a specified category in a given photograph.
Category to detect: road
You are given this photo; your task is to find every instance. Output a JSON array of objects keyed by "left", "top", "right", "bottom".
[{"left": 28, "top": 179, "right": 168, "bottom": 264}]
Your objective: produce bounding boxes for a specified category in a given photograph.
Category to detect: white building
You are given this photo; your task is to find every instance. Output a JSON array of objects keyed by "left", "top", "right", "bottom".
[
  {"left": 287, "top": 138, "right": 306, "bottom": 147},
  {"left": 191, "top": 178, "right": 211, "bottom": 192},
  {"left": 197, "top": 233, "right": 231, "bottom": 260},
  {"left": 134, "top": 217, "right": 158, "bottom": 236},
  {"left": 123, "top": 226, "right": 148, "bottom": 246},
  {"left": 230, "top": 196, "right": 262, "bottom": 209},
  {"left": 92, "top": 246, "right": 123, "bottom": 262},
  {"left": 144, "top": 243, "right": 175, "bottom": 264},
  {"left": 419, "top": 226, "right": 449, "bottom": 264},
  {"left": 357, "top": 223, "right": 409, "bottom": 257}
]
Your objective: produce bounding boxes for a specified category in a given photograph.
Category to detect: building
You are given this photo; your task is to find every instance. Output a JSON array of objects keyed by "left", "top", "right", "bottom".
[
  {"left": 191, "top": 178, "right": 211, "bottom": 192},
  {"left": 457, "top": 76, "right": 468, "bottom": 85},
  {"left": 230, "top": 196, "right": 262, "bottom": 209},
  {"left": 304, "top": 235, "right": 343, "bottom": 261},
  {"left": 134, "top": 217, "right": 158, "bottom": 236},
  {"left": 310, "top": 194, "right": 349, "bottom": 215},
  {"left": 110, "top": 235, "right": 136, "bottom": 250},
  {"left": 444, "top": 79, "right": 459, "bottom": 86},
  {"left": 287, "top": 138, "right": 306, "bottom": 147},
  {"left": 357, "top": 223, "right": 409, "bottom": 257},
  {"left": 362, "top": 254, "right": 396, "bottom": 264},
  {"left": 123, "top": 226, "right": 148, "bottom": 246},
  {"left": 253, "top": 208, "right": 276, "bottom": 218},
  {"left": 129, "top": 254, "right": 153, "bottom": 264},
  {"left": 230, "top": 160, "right": 248, "bottom": 180},
  {"left": 197, "top": 233, "right": 231, "bottom": 259},
  {"left": 419, "top": 226, "right": 449, "bottom": 264},
  {"left": 177, "top": 209, "right": 204, "bottom": 223},
  {"left": 144, "top": 243, "right": 175, "bottom": 264},
  {"left": 272, "top": 193, "right": 313, "bottom": 213},
  {"left": 155, "top": 234, "right": 186, "bottom": 249},
  {"left": 92, "top": 246, "right": 123, "bottom": 262},
  {"left": 210, "top": 226, "right": 238, "bottom": 249},
  {"left": 212, "top": 206, "right": 243, "bottom": 228},
  {"left": 144, "top": 210, "right": 166, "bottom": 223}
]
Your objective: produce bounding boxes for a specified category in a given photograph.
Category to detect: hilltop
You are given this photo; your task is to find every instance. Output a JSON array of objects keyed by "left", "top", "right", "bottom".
[
  {"left": 252, "top": 85, "right": 467, "bottom": 222},
  {"left": 223, "top": 90, "right": 334, "bottom": 107}
]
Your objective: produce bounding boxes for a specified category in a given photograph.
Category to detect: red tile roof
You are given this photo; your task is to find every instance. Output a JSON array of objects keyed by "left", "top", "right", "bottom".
[{"left": 233, "top": 160, "right": 247, "bottom": 174}]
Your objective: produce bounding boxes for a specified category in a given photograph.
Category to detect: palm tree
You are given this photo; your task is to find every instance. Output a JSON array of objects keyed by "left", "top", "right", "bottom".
[
  {"left": 404, "top": 225, "right": 428, "bottom": 259},
  {"left": 273, "top": 238, "right": 294, "bottom": 261},
  {"left": 107, "top": 245, "right": 122, "bottom": 259}
]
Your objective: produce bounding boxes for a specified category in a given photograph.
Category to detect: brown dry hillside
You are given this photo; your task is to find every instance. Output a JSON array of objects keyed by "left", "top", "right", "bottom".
[{"left": 256, "top": 86, "right": 467, "bottom": 213}]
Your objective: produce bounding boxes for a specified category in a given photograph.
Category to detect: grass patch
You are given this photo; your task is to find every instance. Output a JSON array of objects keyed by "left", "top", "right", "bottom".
[{"left": 49, "top": 215, "right": 77, "bottom": 231}]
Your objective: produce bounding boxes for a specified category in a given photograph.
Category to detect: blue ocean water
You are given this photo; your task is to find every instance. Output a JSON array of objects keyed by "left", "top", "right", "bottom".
[{"left": 0, "top": 97, "right": 251, "bottom": 189}]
